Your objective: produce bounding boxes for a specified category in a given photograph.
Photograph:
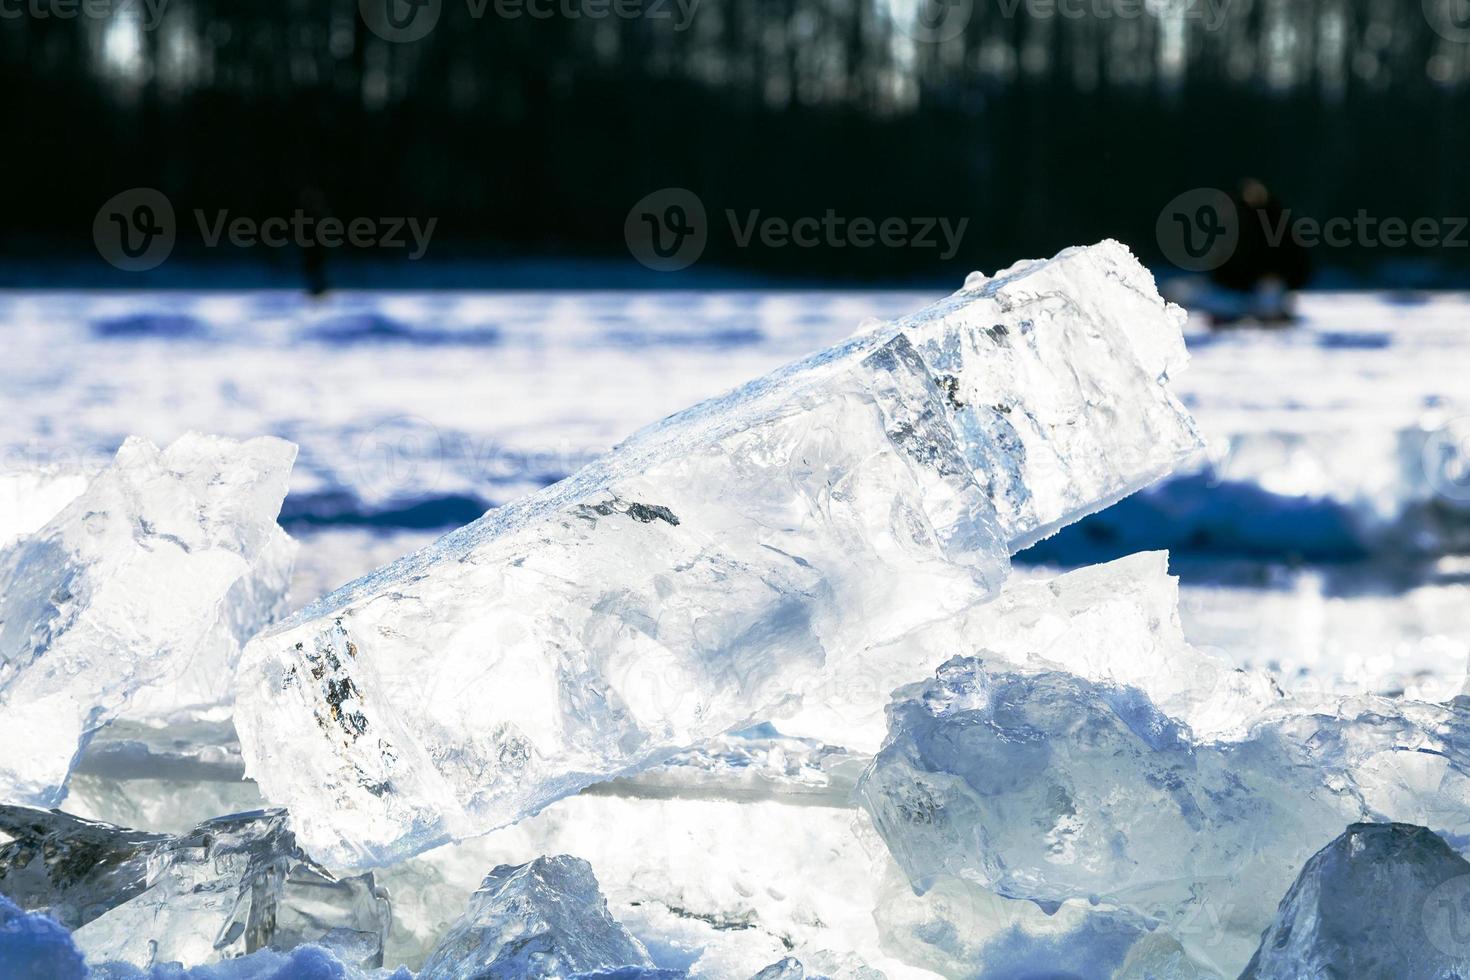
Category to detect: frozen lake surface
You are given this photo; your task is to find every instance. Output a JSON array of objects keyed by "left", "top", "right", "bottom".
[{"left": 3, "top": 287, "right": 1469, "bottom": 699}]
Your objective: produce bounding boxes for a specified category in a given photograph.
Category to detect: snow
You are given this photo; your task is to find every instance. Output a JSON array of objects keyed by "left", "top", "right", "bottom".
[{"left": 2, "top": 257, "right": 1469, "bottom": 977}]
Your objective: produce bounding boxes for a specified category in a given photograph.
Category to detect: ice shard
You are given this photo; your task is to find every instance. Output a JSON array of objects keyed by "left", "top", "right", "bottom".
[
  {"left": 750, "top": 952, "right": 884, "bottom": 979},
  {"left": 1241, "top": 823, "right": 1470, "bottom": 980},
  {"left": 0, "top": 434, "right": 296, "bottom": 805},
  {"left": 858, "top": 656, "right": 1470, "bottom": 973},
  {"left": 0, "top": 806, "right": 390, "bottom": 969},
  {"left": 0, "top": 464, "right": 88, "bottom": 551},
  {"left": 63, "top": 719, "right": 267, "bottom": 835},
  {"left": 233, "top": 241, "right": 1201, "bottom": 868},
  {"left": 1, "top": 904, "right": 400, "bottom": 980},
  {"left": 416, "top": 854, "right": 658, "bottom": 979},
  {"left": 779, "top": 551, "right": 1280, "bottom": 752}
]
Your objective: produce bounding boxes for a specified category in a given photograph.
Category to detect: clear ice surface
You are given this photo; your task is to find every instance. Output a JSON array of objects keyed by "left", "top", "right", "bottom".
[
  {"left": 1241, "top": 822, "right": 1470, "bottom": 979},
  {"left": 0, "top": 806, "right": 389, "bottom": 969},
  {"left": 780, "top": 550, "right": 1279, "bottom": 752},
  {"left": 0, "top": 898, "right": 402, "bottom": 980},
  {"left": 858, "top": 654, "right": 1470, "bottom": 974},
  {"left": 0, "top": 434, "right": 296, "bottom": 805},
  {"left": 63, "top": 719, "right": 266, "bottom": 834},
  {"left": 0, "top": 465, "right": 88, "bottom": 551},
  {"left": 749, "top": 952, "right": 885, "bottom": 979},
  {"left": 233, "top": 241, "right": 1202, "bottom": 868},
  {"left": 416, "top": 854, "right": 657, "bottom": 979}
]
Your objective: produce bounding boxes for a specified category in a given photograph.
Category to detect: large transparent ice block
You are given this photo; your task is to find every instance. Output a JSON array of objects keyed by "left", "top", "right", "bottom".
[
  {"left": 0, "top": 434, "right": 296, "bottom": 805},
  {"left": 234, "top": 241, "right": 1202, "bottom": 868}
]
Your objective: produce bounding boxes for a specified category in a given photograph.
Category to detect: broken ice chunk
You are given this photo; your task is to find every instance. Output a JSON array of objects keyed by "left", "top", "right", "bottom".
[
  {"left": 3, "top": 905, "right": 403, "bottom": 980},
  {"left": 0, "top": 464, "right": 88, "bottom": 551},
  {"left": 586, "top": 724, "right": 866, "bottom": 807},
  {"left": 1242, "top": 823, "right": 1470, "bottom": 980},
  {"left": 779, "top": 551, "right": 1280, "bottom": 752},
  {"left": 235, "top": 241, "right": 1201, "bottom": 868},
  {"left": 121, "top": 521, "right": 297, "bottom": 727},
  {"left": 417, "top": 855, "right": 657, "bottom": 979},
  {"left": 0, "top": 434, "right": 296, "bottom": 805},
  {"left": 871, "top": 862, "right": 1157, "bottom": 980},
  {"left": 750, "top": 952, "right": 885, "bottom": 979},
  {"left": 0, "top": 806, "right": 390, "bottom": 969},
  {"left": 857, "top": 658, "right": 1470, "bottom": 974},
  {"left": 63, "top": 719, "right": 267, "bottom": 834}
]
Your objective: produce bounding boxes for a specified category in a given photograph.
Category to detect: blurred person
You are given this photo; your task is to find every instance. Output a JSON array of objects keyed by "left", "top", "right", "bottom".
[
  {"left": 1208, "top": 178, "right": 1312, "bottom": 325},
  {"left": 298, "top": 184, "right": 331, "bottom": 298}
]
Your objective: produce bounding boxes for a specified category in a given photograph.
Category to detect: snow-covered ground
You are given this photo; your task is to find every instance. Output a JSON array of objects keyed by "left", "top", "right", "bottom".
[
  {"left": 6, "top": 283, "right": 1470, "bottom": 977},
  {"left": 3, "top": 287, "right": 1467, "bottom": 702}
]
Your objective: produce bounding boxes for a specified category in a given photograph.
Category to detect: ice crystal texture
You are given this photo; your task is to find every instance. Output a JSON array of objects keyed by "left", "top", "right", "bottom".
[
  {"left": 781, "top": 550, "right": 1279, "bottom": 752},
  {"left": 233, "top": 241, "right": 1201, "bottom": 868},
  {"left": 0, "top": 434, "right": 296, "bottom": 805},
  {"left": 1241, "top": 822, "right": 1470, "bottom": 979},
  {"left": 0, "top": 898, "right": 399, "bottom": 980},
  {"left": 416, "top": 854, "right": 656, "bottom": 979},
  {"left": 63, "top": 719, "right": 267, "bottom": 835},
  {"left": 858, "top": 655, "right": 1470, "bottom": 973},
  {"left": 0, "top": 465, "right": 88, "bottom": 551},
  {"left": 0, "top": 806, "right": 390, "bottom": 969}
]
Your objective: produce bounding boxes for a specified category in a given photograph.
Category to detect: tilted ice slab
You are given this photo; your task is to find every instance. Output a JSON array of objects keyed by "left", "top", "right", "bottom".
[
  {"left": 417, "top": 854, "right": 661, "bottom": 979},
  {"left": 234, "top": 240, "right": 1201, "bottom": 868},
  {"left": 0, "top": 805, "right": 391, "bottom": 969},
  {"left": 0, "top": 434, "right": 296, "bottom": 805},
  {"left": 858, "top": 657, "right": 1470, "bottom": 974},
  {"left": 1242, "top": 822, "right": 1470, "bottom": 979}
]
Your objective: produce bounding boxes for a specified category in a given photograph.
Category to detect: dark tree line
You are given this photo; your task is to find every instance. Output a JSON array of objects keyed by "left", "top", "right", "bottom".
[{"left": 2, "top": 0, "right": 1467, "bottom": 282}]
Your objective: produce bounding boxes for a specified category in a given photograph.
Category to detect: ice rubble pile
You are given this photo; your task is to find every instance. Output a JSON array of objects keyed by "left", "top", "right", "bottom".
[{"left": 5, "top": 240, "right": 1465, "bottom": 977}]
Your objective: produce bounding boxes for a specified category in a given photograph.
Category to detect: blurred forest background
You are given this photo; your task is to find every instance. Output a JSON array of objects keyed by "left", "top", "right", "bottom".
[{"left": 3, "top": 0, "right": 1468, "bottom": 284}]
